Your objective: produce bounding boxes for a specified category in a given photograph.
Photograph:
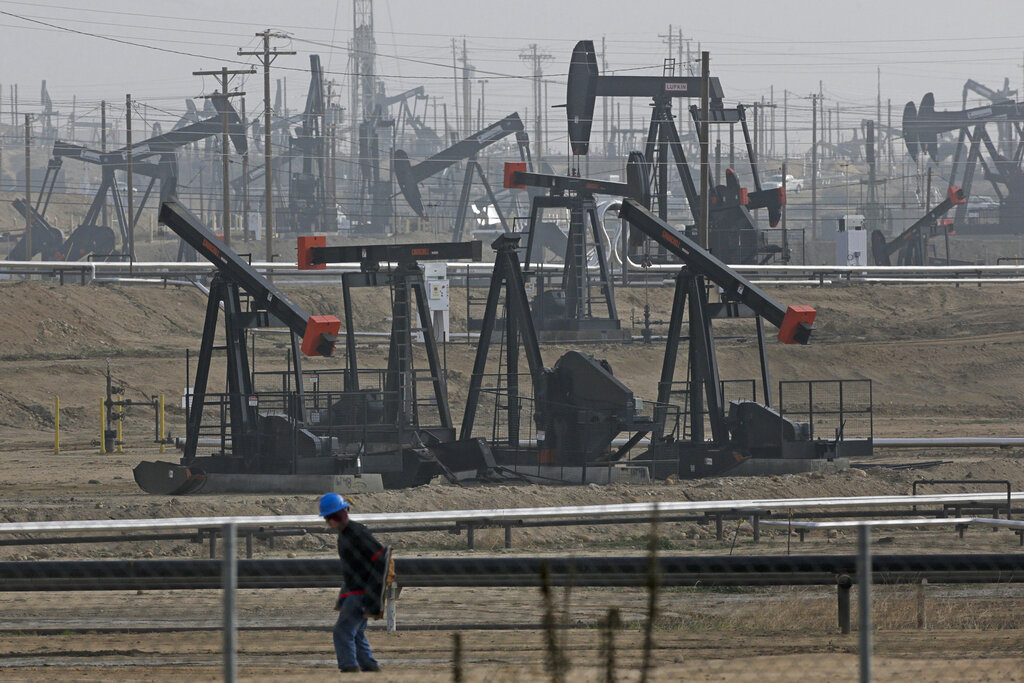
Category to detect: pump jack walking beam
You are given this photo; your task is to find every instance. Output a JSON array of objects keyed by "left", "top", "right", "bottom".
[
  {"left": 159, "top": 201, "right": 340, "bottom": 356},
  {"left": 870, "top": 186, "right": 966, "bottom": 266},
  {"left": 618, "top": 199, "right": 815, "bottom": 343},
  {"left": 394, "top": 112, "right": 532, "bottom": 240}
]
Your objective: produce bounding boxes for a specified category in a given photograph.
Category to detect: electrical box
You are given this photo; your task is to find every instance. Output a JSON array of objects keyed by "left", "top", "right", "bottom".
[
  {"left": 836, "top": 214, "right": 867, "bottom": 266},
  {"left": 421, "top": 262, "right": 450, "bottom": 342}
]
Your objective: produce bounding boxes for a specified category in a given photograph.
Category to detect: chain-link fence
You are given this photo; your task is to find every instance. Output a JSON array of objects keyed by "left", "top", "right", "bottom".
[{"left": 3, "top": 495, "right": 1024, "bottom": 681}]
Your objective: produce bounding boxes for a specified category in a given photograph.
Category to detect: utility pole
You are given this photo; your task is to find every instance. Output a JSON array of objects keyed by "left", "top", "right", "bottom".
[
  {"left": 23, "top": 113, "right": 31, "bottom": 261},
  {"left": 660, "top": 25, "right": 692, "bottom": 77},
  {"left": 126, "top": 94, "right": 134, "bottom": 261},
  {"left": 477, "top": 79, "right": 488, "bottom": 130},
  {"left": 241, "top": 97, "right": 250, "bottom": 242},
  {"left": 461, "top": 39, "right": 474, "bottom": 139},
  {"left": 876, "top": 67, "right": 882, "bottom": 145},
  {"left": 451, "top": 39, "right": 460, "bottom": 136},
  {"left": 836, "top": 102, "right": 841, "bottom": 150},
  {"left": 520, "top": 44, "right": 552, "bottom": 166},
  {"left": 101, "top": 100, "right": 107, "bottom": 227},
  {"left": 819, "top": 79, "right": 825, "bottom": 164},
  {"left": 749, "top": 102, "right": 757, "bottom": 162},
  {"left": 887, "top": 99, "right": 893, "bottom": 167},
  {"left": 678, "top": 27, "right": 685, "bottom": 77},
  {"left": 699, "top": 51, "right": 710, "bottom": 249},
  {"left": 193, "top": 66, "right": 255, "bottom": 247},
  {"left": 810, "top": 93, "right": 818, "bottom": 239},
  {"left": 661, "top": 24, "right": 674, "bottom": 67},
  {"left": 783, "top": 90, "right": 788, "bottom": 160},
  {"left": 238, "top": 31, "right": 294, "bottom": 263},
  {"left": 781, "top": 160, "right": 789, "bottom": 261},
  {"left": 601, "top": 36, "right": 608, "bottom": 157}
]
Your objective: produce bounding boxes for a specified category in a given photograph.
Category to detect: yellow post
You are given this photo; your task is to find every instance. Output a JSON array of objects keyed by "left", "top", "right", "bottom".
[
  {"left": 116, "top": 413, "right": 123, "bottom": 453},
  {"left": 159, "top": 394, "right": 165, "bottom": 453},
  {"left": 54, "top": 396, "right": 60, "bottom": 455},
  {"left": 99, "top": 397, "right": 106, "bottom": 454}
]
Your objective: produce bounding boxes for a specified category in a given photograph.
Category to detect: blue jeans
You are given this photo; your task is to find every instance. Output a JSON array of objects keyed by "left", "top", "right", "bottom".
[{"left": 333, "top": 593, "right": 378, "bottom": 671}]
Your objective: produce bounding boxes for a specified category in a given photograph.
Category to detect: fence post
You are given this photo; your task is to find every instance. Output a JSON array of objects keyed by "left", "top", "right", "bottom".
[
  {"left": 837, "top": 574, "right": 852, "bottom": 634},
  {"left": 159, "top": 394, "right": 165, "bottom": 454},
  {"left": 857, "top": 525, "right": 872, "bottom": 683},
  {"left": 53, "top": 396, "right": 60, "bottom": 454},
  {"left": 385, "top": 584, "right": 398, "bottom": 632},
  {"left": 916, "top": 578, "right": 928, "bottom": 629},
  {"left": 99, "top": 398, "right": 106, "bottom": 454},
  {"left": 222, "top": 522, "right": 238, "bottom": 683}
]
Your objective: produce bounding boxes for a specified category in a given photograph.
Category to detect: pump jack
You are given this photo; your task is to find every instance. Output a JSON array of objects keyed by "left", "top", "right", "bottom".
[
  {"left": 459, "top": 234, "right": 656, "bottom": 482},
  {"left": 133, "top": 201, "right": 341, "bottom": 494},
  {"left": 135, "top": 202, "right": 493, "bottom": 493},
  {"left": 566, "top": 40, "right": 785, "bottom": 264},
  {"left": 503, "top": 155, "right": 647, "bottom": 339},
  {"left": 6, "top": 97, "right": 246, "bottom": 262},
  {"left": 295, "top": 236, "right": 495, "bottom": 487},
  {"left": 870, "top": 187, "right": 967, "bottom": 266},
  {"left": 393, "top": 112, "right": 532, "bottom": 239},
  {"left": 903, "top": 91, "right": 1024, "bottom": 234},
  {"left": 618, "top": 199, "right": 871, "bottom": 478}
]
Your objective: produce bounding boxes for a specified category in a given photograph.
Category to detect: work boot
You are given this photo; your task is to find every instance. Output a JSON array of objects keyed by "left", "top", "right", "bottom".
[
  {"left": 340, "top": 665, "right": 361, "bottom": 673},
  {"left": 362, "top": 663, "right": 381, "bottom": 672}
]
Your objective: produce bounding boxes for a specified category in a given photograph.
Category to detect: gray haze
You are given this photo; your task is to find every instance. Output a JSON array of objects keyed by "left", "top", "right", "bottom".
[{"left": 0, "top": 0, "right": 1021, "bottom": 146}]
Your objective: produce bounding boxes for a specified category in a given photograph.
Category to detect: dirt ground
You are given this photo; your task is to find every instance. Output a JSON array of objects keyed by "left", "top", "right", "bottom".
[{"left": 2, "top": 277, "right": 1024, "bottom": 679}]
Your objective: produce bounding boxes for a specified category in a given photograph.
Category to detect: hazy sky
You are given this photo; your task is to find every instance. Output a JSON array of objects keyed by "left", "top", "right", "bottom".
[{"left": 1, "top": 0, "right": 1021, "bottom": 146}]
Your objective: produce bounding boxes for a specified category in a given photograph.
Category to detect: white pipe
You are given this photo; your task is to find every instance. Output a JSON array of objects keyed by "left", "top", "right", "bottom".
[
  {"left": 874, "top": 437, "right": 1024, "bottom": 448},
  {"left": 3, "top": 491, "right": 1024, "bottom": 534},
  {"left": 5, "top": 260, "right": 1024, "bottom": 276}
]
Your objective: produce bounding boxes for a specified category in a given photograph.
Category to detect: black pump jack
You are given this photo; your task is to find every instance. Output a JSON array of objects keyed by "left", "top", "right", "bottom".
[
  {"left": 565, "top": 40, "right": 784, "bottom": 264},
  {"left": 393, "top": 111, "right": 532, "bottom": 240},
  {"left": 617, "top": 200, "right": 871, "bottom": 478}
]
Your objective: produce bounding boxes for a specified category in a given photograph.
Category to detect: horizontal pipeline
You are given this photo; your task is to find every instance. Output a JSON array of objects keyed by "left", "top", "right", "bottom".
[{"left": 3, "top": 553, "right": 1024, "bottom": 591}]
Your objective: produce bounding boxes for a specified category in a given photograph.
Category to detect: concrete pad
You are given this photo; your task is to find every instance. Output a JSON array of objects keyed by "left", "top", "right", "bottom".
[{"left": 197, "top": 473, "right": 383, "bottom": 494}]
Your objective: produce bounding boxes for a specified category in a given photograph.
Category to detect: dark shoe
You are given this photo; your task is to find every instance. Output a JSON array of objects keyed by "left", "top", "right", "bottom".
[
  {"left": 340, "top": 665, "right": 361, "bottom": 673},
  {"left": 361, "top": 663, "right": 381, "bottom": 672}
]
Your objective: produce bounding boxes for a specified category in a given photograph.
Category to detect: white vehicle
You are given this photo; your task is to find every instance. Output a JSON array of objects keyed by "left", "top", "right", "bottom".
[
  {"left": 762, "top": 174, "right": 804, "bottom": 192},
  {"left": 966, "top": 195, "right": 999, "bottom": 210}
]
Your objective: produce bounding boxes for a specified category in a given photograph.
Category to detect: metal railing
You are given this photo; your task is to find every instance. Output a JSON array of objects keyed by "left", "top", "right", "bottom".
[
  {"left": 5, "top": 259, "right": 1024, "bottom": 284},
  {"left": 5, "top": 492, "right": 1024, "bottom": 537}
]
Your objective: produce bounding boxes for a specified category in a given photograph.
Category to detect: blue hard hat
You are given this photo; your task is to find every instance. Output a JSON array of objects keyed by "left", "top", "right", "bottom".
[{"left": 319, "top": 493, "right": 351, "bottom": 517}]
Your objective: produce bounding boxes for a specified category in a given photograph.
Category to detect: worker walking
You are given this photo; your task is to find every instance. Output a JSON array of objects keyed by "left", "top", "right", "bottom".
[{"left": 320, "top": 493, "right": 388, "bottom": 674}]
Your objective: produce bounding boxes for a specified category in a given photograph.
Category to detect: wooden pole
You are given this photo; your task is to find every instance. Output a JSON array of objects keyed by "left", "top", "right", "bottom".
[
  {"left": 23, "top": 113, "right": 31, "bottom": 260},
  {"left": 698, "top": 51, "right": 710, "bottom": 249}
]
